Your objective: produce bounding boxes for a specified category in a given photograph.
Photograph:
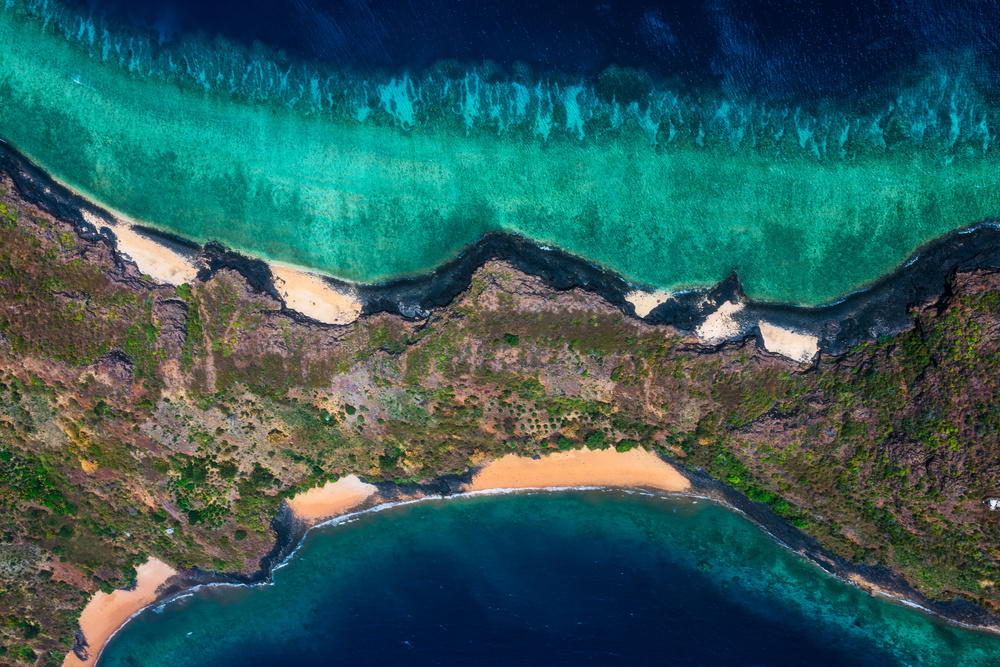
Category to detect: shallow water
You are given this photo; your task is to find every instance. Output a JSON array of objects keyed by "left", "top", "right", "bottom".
[
  {"left": 2, "top": 1, "right": 1000, "bottom": 305},
  {"left": 99, "top": 492, "right": 1000, "bottom": 666}
]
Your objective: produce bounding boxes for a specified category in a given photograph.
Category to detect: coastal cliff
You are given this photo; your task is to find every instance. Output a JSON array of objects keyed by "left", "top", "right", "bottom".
[{"left": 2, "top": 150, "right": 1000, "bottom": 664}]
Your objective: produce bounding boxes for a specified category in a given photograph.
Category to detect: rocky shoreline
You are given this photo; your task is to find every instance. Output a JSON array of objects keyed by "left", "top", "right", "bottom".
[
  {"left": 134, "top": 462, "right": 1000, "bottom": 649},
  {"left": 675, "top": 467, "right": 1000, "bottom": 633},
  {"left": 163, "top": 470, "right": 478, "bottom": 594},
  {"left": 5, "top": 136, "right": 1000, "bottom": 653},
  {"left": 140, "top": 214, "right": 1000, "bottom": 358},
  {"left": 5, "top": 138, "right": 1000, "bottom": 360}
]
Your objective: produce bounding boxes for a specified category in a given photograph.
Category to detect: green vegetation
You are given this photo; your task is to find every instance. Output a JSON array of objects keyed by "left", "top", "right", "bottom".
[{"left": 2, "top": 188, "right": 1000, "bottom": 661}]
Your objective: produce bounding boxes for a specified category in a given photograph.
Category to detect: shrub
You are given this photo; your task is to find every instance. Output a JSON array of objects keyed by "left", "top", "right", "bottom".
[
  {"left": 615, "top": 439, "right": 639, "bottom": 453},
  {"left": 216, "top": 461, "right": 238, "bottom": 480},
  {"left": 584, "top": 431, "right": 606, "bottom": 449}
]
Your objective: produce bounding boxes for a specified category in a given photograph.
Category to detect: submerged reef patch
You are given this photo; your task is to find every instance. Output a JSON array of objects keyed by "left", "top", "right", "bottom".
[
  {"left": 4, "top": 137, "right": 1000, "bottom": 360},
  {"left": 1, "top": 0, "right": 1000, "bottom": 305}
]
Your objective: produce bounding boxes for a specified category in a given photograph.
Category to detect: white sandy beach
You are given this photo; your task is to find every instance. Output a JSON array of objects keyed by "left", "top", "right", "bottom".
[
  {"left": 80, "top": 209, "right": 201, "bottom": 285},
  {"left": 625, "top": 289, "right": 672, "bottom": 318},
  {"left": 757, "top": 321, "right": 819, "bottom": 363},
  {"left": 63, "top": 558, "right": 177, "bottom": 667},
  {"left": 52, "top": 176, "right": 363, "bottom": 326},
  {"left": 84, "top": 203, "right": 363, "bottom": 326},
  {"left": 692, "top": 296, "right": 818, "bottom": 364},
  {"left": 270, "top": 264, "right": 363, "bottom": 325}
]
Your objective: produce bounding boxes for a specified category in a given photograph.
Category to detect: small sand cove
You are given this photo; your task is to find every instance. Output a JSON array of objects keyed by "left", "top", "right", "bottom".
[
  {"left": 270, "top": 264, "right": 363, "bottom": 325},
  {"left": 625, "top": 289, "right": 672, "bottom": 318},
  {"left": 63, "top": 558, "right": 177, "bottom": 667},
  {"left": 757, "top": 321, "right": 819, "bottom": 364},
  {"left": 286, "top": 475, "right": 378, "bottom": 523},
  {"left": 695, "top": 299, "right": 747, "bottom": 343},
  {"left": 285, "top": 448, "right": 691, "bottom": 527}
]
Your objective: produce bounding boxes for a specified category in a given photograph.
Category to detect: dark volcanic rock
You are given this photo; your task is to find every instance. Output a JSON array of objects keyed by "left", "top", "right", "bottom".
[{"left": 5, "top": 137, "right": 1000, "bottom": 357}]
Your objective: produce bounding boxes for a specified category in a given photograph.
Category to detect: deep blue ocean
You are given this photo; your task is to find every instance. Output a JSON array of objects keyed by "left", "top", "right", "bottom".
[
  {"left": 8, "top": 2, "right": 1000, "bottom": 662},
  {"left": 67, "top": 0, "right": 1000, "bottom": 95},
  {"left": 99, "top": 493, "right": 1000, "bottom": 666},
  {"left": 6, "top": 0, "right": 1000, "bottom": 303}
]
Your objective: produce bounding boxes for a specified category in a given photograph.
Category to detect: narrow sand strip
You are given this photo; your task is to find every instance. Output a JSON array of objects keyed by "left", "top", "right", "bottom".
[
  {"left": 625, "top": 289, "right": 672, "bottom": 318},
  {"left": 286, "top": 475, "right": 377, "bottom": 523},
  {"left": 286, "top": 450, "right": 689, "bottom": 525},
  {"left": 466, "top": 447, "right": 690, "bottom": 493},
  {"left": 758, "top": 321, "right": 819, "bottom": 363},
  {"left": 63, "top": 558, "right": 177, "bottom": 667},
  {"left": 270, "top": 265, "right": 363, "bottom": 325}
]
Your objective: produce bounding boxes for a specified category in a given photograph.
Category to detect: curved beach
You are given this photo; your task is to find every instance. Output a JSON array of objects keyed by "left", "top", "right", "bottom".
[
  {"left": 63, "top": 559, "right": 177, "bottom": 667},
  {"left": 70, "top": 448, "right": 689, "bottom": 665},
  {"left": 74, "top": 442, "right": 1000, "bottom": 666},
  {"left": 287, "top": 447, "right": 691, "bottom": 526}
]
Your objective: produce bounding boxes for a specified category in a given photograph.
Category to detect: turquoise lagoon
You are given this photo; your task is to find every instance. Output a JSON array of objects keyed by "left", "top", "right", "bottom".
[
  {"left": 2, "top": 1, "right": 1000, "bottom": 305},
  {"left": 99, "top": 492, "right": 1000, "bottom": 666}
]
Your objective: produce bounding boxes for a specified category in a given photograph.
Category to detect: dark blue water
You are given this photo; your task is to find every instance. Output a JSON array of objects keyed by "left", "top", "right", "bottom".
[
  {"left": 68, "top": 0, "right": 1000, "bottom": 95},
  {"left": 99, "top": 493, "right": 1000, "bottom": 666}
]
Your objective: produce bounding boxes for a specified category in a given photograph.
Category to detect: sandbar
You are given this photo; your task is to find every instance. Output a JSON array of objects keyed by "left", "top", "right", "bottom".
[{"left": 63, "top": 558, "right": 177, "bottom": 667}]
